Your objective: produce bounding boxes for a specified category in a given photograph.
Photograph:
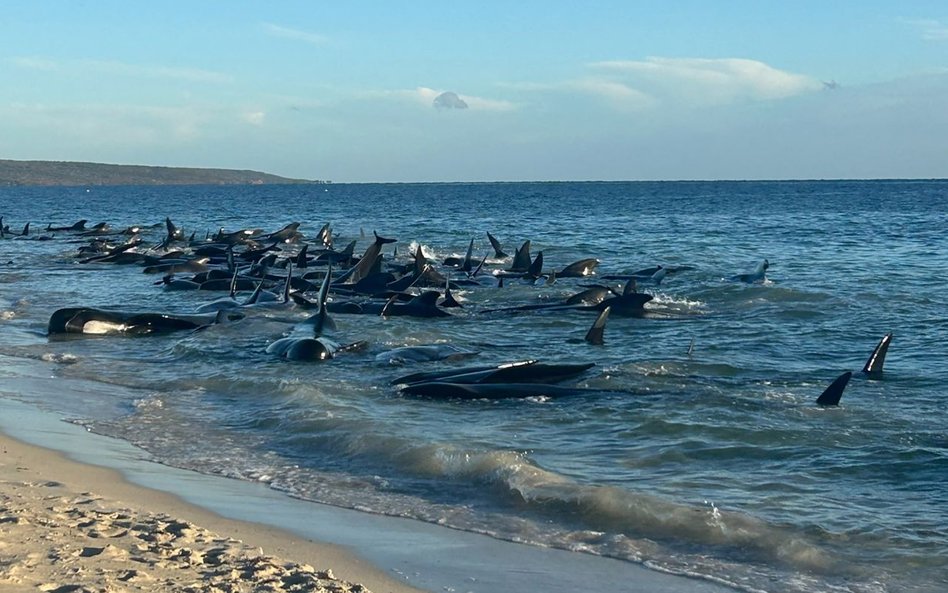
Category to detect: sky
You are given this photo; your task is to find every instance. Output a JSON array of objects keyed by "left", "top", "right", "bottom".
[{"left": 1, "top": 1, "right": 946, "bottom": 182}]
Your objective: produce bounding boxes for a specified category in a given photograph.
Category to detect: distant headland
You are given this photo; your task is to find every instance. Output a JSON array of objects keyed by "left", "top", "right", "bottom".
[{"left": 0, "top": 159, "right": 324, "bottom": 186}]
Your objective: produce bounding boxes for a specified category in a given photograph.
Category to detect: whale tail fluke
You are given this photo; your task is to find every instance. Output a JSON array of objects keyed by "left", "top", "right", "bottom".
[
  {"left": 862, "top": 333, "right": 892, "bottom": 379},
  {"left": 373, "top": 231, "right": 397, "bottom": 245},
  {"left": 816, "top": 371, "right": 853, "bottom": 406},
  {"left": 487, "top": 231, "right": 508, "bottom": 259}
]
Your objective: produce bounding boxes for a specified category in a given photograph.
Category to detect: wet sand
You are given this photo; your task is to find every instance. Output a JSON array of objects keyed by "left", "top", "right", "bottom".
[{"left": 0, "top": 430, "right": 424, "bottom": 593}]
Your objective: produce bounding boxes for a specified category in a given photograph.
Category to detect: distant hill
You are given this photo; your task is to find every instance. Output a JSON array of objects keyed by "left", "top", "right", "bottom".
[{"left": 0, "top": 159, "right": 322, "bottom": 186}]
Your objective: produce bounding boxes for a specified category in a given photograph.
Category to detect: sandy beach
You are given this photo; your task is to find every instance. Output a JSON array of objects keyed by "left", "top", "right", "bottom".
[{"left": 0, "top": 431, "right": 424, "bottom": 593}]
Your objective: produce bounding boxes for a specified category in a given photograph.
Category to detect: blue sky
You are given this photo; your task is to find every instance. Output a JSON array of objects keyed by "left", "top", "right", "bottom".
[{"left": 1, "top": 1, "right": 946, "bottom": 181}]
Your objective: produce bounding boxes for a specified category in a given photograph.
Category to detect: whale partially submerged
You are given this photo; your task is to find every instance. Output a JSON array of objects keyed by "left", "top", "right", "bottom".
[
  {"left": 400, "top": 382, "right": 603, "bottom": 400},
  {"left": 392, "top": 360, "right": 596, "bottom": 387},
  {"left": 266, "top": 263, "right": 365, "bottom": 361},
  {"left": 731, "top": 259, "right": 769, "bottom": 283},
  {"left": 394, "top": 359, "right": 602, "bottom": 399},
  {"left": 48, "top": 307, "right": 241, "bottom": 335}
]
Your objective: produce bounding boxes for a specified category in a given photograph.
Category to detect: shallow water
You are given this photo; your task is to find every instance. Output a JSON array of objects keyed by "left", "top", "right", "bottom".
[{"left": 1, "top": 180, "right": 946, "bottom": 593}]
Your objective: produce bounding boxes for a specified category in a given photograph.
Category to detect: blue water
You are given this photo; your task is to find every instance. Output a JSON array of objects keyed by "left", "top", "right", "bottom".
[{"left": 1, "top": 180, "right": 946, "bottom": 593}]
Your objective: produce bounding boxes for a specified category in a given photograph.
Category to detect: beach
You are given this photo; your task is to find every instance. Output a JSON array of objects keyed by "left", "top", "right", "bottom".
[{"left": 0, "top": 429, "right": 423, "bottom": 593}]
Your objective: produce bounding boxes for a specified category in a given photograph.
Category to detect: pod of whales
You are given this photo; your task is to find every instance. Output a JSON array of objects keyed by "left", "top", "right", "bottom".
[{"left": 20, "top": 213, "right": 901, "bottom": 411}]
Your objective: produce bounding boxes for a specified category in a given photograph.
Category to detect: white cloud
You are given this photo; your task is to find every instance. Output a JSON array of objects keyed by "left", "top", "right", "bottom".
[
  {"left": 263, "top": 22, "right": 329, "bottom": 46},
  {"left": 590, "top": 57, "right": 822, "bottom": 104},
  {"left": 504, "top": 78, "right": 654, "bottom": 110},
  {"left": 7, "top": 56, "right": 233, "bottom": 84},
  {"left": 242, "top": 111, "right": 266, "bottom": 126},
  {"left": 901, "top": 18, "right": 948, "bottom": 41},
  {"left": 5, "top": 56, "right": 58, "bottom": 71},
  {"left": 0, "top": 102, "right": 207, "bottom": 146}
]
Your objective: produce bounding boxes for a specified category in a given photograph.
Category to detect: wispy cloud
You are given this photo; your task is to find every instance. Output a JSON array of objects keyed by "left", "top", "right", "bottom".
[
  {"left": 6, "top": 56, "right": 58, "bottom": 71},
  {"left": 7, "top": 56, "right": 233, "bottom": 83},
  {"left": 507, "top": 79, "right": 654, "bottom": 109},
  {"left": 589, "top": 57, "right": 821, "bottom": 103},
  {"left": 263, "top": 22, "right": 329, "bottom": 46},
  {"left": 0, "top": 102, "right": 208, "bottom": 145},
  {"left": 506, "top": 57, "right": 818, "bottom": 112},
  {"left": 901, "top": 18, "right": 948, "bottom": 41},
  {"left": 241, "top": 110, "right": 266, "bottom": 126}
]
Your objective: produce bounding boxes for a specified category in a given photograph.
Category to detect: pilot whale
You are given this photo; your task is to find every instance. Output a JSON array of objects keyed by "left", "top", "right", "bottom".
[
  {"left": 862, "top": 333, "right": 892, "bottom": 379},
  {"left": 392, "top": 360, "right": 596, "bottom": 386},
  {"left": 400, "top": 382, "right": 604, "bottom": 400},
  {"left": 816, "top": 371, "right": 853, "bottom": 406},
  {"left": 266, "top": 263, "right": 363, "bottom": 361},
  {"left": 48, "top": 307, "right": 240, "bottom": 335},
  {"left": 730, "top": 259, "right": 769, "bottom": 283},
  {"left": 394, "top": 357, "right": 602, "bottom": 399}
]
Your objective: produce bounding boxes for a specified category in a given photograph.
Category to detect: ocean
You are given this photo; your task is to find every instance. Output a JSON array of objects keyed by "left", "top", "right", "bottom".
[{"left": 1, "top": 180, "right": 946, "bottom": 593}]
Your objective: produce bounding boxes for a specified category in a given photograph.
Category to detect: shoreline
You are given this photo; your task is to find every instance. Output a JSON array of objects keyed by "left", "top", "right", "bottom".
[
  {"left": 0, "top": 379, "right": 737, "bottom": 593},
  {"left": 0, "top": 429, "right": 419, "bottom": 593}
]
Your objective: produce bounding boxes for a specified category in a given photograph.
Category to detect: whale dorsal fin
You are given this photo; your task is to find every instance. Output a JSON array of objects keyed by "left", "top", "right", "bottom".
[
  {"left": 862, "top": 333, "right": 892, "bottom": 378},
  {"left": 650, "top": 266, "right": 667, "bottom": 285},
  {"left": 228, "top": 266, "right": 239, "bottom": 299},
  {"left": 527, "top": 250, "right": 544, "bottom": 279},
  {"left": 442, "top": 277, "right": 462, "bottom": 308},
  {"left": 339, "top": 240, "right": 356, "bottom": 258},
  {"left": 245, "top": 281, "right": 265, "bottom": 304},
  {"left": 295, "top": 244, "right": 309, "bottom": 269},
  {"left": 585, "top": 306, "right": 610, "bottom": 345},
  {"left": 380, "top": 293, "right": 399, "bottom": 317},
  {"left": 816, "top": 371, "right": 853, "bottom": 406},
  {"left": 461, "top": 238, "right": 474, "bottom": 272},
  {"left": 470, "top": 253, "right": 488, "bottom": 278},
  {"left": 311, "top": 263, "right": 335, "bottom": 334},
  {"left": 282, "top": 261, "right": 293, "bottom": 303},
  {"left": 510, "top": 240, "right": 531, "bottom": 272}
]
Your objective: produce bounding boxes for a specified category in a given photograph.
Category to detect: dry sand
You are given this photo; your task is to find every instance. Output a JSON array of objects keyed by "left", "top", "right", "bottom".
[{"left": 0, "top": 432, "right": 425, "bottom": 593}]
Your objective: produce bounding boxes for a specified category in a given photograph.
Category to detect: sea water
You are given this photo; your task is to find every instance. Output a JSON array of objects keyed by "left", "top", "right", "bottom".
[{"left": 1, "top": 180, "right": 946, "bottom": 593}]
